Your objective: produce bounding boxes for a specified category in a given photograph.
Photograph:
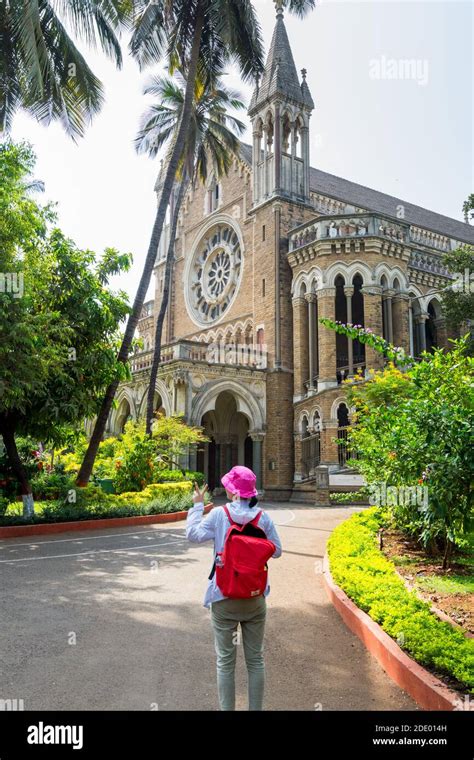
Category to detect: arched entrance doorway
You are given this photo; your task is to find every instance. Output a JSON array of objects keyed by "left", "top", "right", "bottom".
[
  {"left": 197, "top": 391, "right": 254, "bottom": 490},
  {"left": 116, "top": 399, "right": 132, "bottom": 434}
]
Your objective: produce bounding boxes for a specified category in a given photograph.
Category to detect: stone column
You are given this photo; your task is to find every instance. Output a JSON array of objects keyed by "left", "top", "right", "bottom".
[
  {"left": 263, "top": 124, "right": 268, "bottom": 197},
  {"left": 225, "top": 441, "right": 233, "bottom": 472},
  {"left": 291, "top": 121, "right": 297, "bottom": 196},
  {"left": 361, "top": 286, "right": 384, "bottom": 370},
  {"left": 408, "top": 301, "right": 415, "bottom": 356},
  {"left": 252, "top": 128, "right": 260, "bottom": 203},
  {"left": 293, "top": 432, "right": 303, "bottom": 483},
  {"left": 416, "top": 314, "right": 428, "bottom": 354},
  {"left": 305, "top": 293, "right": 317, "bottom": 390},
  {"left": 344, "top": 286, "right": 354, "bottom": 376},
  {"left": 189, "top": 443, "right": 199, "bottom": 473},
  {"left": 316, "top": 286, "right": 337, "bottom": 390},
  {"left": 301, "top": 125, "right": 310, "bottom": 198},
  {"left": 250, "top": 433, "right": 264, "bottom": 491},
  {"left": 274, "top": 101, "right": 281, "bottom": 193},
  {"left": 314, "top": 465, "right": 330, "bottom": 507},
  {"left": 392, "top": 293, "right": 410, "bottom": 353},
  {"left": 383, "top": 290, "right": 394, "bottom": 344},
  {"left": 292, "top": 296, "right": 309, "bottom": 398},
  {"left": 321, "top": 420, "right": 339, "bottom": 466}
]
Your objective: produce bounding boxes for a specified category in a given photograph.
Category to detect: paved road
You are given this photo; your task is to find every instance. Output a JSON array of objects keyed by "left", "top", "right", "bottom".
[{"left": 0, "top": 504, "right": 418, "bottom": 711}]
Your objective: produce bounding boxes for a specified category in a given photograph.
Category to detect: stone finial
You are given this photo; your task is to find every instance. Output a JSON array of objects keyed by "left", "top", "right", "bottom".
[
  {"left": 301, "top": 68, "right": 307, "bottom": 80},
  {"left": 274, "top": 0, "right": 284, "bottom": 18}
]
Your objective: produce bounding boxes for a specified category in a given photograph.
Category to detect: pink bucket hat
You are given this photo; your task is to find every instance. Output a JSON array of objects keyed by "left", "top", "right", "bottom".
[{"left": 221, "top": 465, "right": 258, "bottom": 499}]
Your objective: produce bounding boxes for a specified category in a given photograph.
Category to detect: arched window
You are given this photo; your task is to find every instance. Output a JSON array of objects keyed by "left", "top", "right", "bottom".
[
  {"left": 301, "top": 415, "right": 309, "bottom": 438},
  {"left": 352, "top": 274, "right": 366, "bottom": 366},
  {"left": 337, "top": 403, "right": 351, "bottom": 468},
  {"left": 381, "top": 275, "right": 388, "bottom": 340},
  {"left": 335, "top": 275, "right": 348, "bottom": 378},
  {"left": 410, "top": 296, "right": 422, "bottom": 357},
  {"left": 207, "top": 176, "right": 220, "bottom": 213},
  {"left": 425, "top": 301, "right": 439, "bottom": 353}
]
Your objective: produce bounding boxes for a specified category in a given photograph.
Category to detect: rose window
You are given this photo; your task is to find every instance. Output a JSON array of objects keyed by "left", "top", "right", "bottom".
[{"left": 187, "top": 224, "right": 242, "bottom": 325}]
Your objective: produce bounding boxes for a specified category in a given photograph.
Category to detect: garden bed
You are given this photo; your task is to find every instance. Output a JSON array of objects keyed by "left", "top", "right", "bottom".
[
  {"left": 326, "top": 508, "right": 474, "bottom": 699},
  {"left": 0, "top": 482, "right": 197, "bottom": 529},
  {"left": 380, "top": 528, "right": 473, "bottom": 637},
  {"left": 0, "top": 503, "right": 213, "bottom": 538}
]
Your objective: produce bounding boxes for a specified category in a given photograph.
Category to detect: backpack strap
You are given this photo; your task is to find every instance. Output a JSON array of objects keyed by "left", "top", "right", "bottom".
[
  {"left": 250, "top": 510, "right": 263, "bottom": 527},
  {"left": 222, "top": 504, "right": 236, "bottom": 525},
  {"left": 209, "top": 505, "right": 233, "bottom": 579}
]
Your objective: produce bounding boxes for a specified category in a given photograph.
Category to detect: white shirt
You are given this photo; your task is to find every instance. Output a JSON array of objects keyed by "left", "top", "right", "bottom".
[{"left": 186, "top": 499, "right": 283, "bottom": 608}]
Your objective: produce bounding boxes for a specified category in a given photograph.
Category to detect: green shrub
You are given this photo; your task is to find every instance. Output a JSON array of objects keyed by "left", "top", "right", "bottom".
[
  {"left": 153, "top": 468, "right": 185, "bottom": 483},
  {"left": 30, "top": 471, "right": 74, "bottom": 499},
  {"left": 152, "top": 468, "right": 206, "bottom": 485},
  {"left": 0, "top": 491, "right": 9, "bottom": 516},
  {"left": 330, "top": 489, "right": 369, "bottom": 503},
  {"left": 0, "top": 481, "right": 197, "bottom": 526},
  {"left": 327, "top": 508, "right": 474, "bottom": 694},
  {"left": 184, "top": 470, "right": 206, "bottom": 486}
]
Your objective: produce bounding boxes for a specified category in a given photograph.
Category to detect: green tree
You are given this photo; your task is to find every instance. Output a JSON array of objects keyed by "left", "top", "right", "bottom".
[
  {"left": 0, "top": 141, "right": 131, "bottom": 516},
  {"left": 113, "top": 416, "right": 207, "bottom": 492},
  {"left": 319, "top": 319, "right": 473, "bottom": 567},
  {"left": 135, "top": 69, "right": 245, "bottom": 433},
  {"left": 0, "top": 0, "right": 130, "bottom": 139},
  {"left": 77, "top": 0, "right": 317, "bottom": 485},
  {"left": 462, "top": 193, "right": 474, "bottom": 225},
  {"left": 442, "top": 245, "right": 474, "bottom": 353}
]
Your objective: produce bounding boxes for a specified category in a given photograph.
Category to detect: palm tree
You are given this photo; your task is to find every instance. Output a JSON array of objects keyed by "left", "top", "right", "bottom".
[
  {"left": 135, "top": 71, "right": 246, "bottom": 433},
  {"left": 77, "top": 0, "right": 316, "bottom": 485},
  {"left": 0, "top": 0, "right": 130, "bottom": 139}
]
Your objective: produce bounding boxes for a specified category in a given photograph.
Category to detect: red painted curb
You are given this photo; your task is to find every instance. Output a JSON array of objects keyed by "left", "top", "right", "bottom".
[
  {"left": 0, "top": 504, "right": 214, "bottom": 539},
  {"left": 323, "top": 552, "right": 472, "bottom": 711}
]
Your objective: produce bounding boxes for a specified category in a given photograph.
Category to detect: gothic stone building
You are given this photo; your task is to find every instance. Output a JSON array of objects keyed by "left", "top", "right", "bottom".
[{"left": 110, "top": 5, "right": 474, "bottom": 500}]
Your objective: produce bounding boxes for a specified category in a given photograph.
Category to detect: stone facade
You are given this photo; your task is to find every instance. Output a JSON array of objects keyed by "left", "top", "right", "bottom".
[{"left": 111, "top": 4, "right": 474, "bottom": 500}]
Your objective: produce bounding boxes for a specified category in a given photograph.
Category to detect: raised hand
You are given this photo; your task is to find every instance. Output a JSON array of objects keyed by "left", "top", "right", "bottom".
[{"left": 192, "top": 482, "right": 209, "bottom": 504}]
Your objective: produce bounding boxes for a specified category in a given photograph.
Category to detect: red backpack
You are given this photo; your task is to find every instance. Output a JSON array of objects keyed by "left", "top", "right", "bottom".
[{"left": 212, "top": 505, "right": 276, "bottom": 599}]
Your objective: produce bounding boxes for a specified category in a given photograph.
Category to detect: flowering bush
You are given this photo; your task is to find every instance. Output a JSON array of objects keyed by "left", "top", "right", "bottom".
[
  {"left": 320, "top": 319, "right": 473, "bottom": 566},
  {"left": 319, "top": 317, "right": 410, "bottom": 365}
]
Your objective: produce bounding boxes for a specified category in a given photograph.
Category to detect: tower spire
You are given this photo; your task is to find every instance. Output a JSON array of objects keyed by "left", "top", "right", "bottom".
[{"left": 248, "top": 1, "right": 314, "bottom": 206}]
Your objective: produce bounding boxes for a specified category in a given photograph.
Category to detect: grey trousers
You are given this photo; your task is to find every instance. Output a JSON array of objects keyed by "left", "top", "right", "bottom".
[{"left": 210, "top": 595, "right": 267, "bottom": 711}]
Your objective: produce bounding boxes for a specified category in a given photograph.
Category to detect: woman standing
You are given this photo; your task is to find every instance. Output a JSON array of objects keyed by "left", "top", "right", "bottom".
[{"left": 186, "top": 465, "right": 282, "bottom": 711}]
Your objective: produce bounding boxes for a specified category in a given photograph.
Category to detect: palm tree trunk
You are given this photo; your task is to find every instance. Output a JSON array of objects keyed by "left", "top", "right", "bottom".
[
  {"left": 76, "top": 2, "right": 205, "bottom": 486},
  {"left": 146, "top": 176, "right": 188, "bottom": 434},
  {"left": 1, "top": 420, "right": 34, "bottom": 518}
]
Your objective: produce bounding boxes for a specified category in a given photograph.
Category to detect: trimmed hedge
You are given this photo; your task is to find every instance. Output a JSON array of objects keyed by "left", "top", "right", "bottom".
[
  {"left": 0, "top": 481, "right": 195, "bottom": 526},
  {"left": 327, "top": 508, "right": 474, "bottom": 694}
]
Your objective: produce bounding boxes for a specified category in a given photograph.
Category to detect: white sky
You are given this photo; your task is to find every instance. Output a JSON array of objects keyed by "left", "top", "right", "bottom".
[{"left": 10, "top": 0, "right": 473, "bottom": 304}]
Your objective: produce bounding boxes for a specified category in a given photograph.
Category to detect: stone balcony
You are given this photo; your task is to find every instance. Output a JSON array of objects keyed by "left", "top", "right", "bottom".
[
  {"left": 408, "top": 249, "right": 450, "bottom": 277},
  {"left": 289, "top": 213, "right": 455, "bottom": 260},
  {"left": 288, "top": 212, "right": 456, "bottom": 280},
  {"left": 130, "top": 339, "right": 268, "bottom": 374},
  {"left": 289, "top": 213, "right": 410, "bottom": 252}
]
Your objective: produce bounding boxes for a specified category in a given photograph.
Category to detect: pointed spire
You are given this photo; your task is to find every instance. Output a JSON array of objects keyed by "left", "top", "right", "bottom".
[
  {"left": 300, "top": 68, "right": 314, "bottom": 110},
  {"left": 248, "top": 0, "right": 313, "bottom": 114}
]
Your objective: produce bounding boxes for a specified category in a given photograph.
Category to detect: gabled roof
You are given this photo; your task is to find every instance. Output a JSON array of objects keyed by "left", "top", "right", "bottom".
[
  {"left": 308, "top": 166, "right": 474, "bottom": 244},
  {"left": 238, "top": 142, "right": 474, "bottom": 244},
  {"left": 248, "top": 9, "right": 313, "bottom": 114}
]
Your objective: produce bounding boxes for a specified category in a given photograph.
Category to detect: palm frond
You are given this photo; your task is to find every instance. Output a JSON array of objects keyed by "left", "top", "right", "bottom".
[{"left": 129, "top": 1, "right": 167, "bottom": 70}]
